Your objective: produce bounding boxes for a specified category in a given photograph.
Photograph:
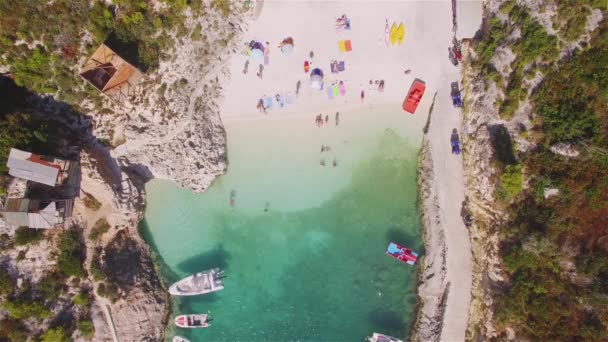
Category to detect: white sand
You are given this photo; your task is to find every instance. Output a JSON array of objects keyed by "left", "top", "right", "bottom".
[{"left": 218, "top": 0, "right": 473, "bottom": 340}]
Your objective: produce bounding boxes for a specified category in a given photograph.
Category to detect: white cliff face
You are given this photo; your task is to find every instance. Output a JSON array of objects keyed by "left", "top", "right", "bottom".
[{"left": 86, "top": 6, "right": 249, "bottom": 193}]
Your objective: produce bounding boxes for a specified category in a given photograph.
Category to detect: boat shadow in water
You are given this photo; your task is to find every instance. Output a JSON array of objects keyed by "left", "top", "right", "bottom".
[
  {"left": 367, "top": 308, "right": 406, "bottom": 335},
  {"left": 175, "top": 244, "right": 231, "bottom": 275},
  {"left": 385, "top": 227, "right": 423, "bottom": 255}
]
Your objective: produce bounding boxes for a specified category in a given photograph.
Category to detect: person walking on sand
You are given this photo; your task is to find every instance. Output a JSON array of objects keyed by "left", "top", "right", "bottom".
[
  {"left": 243, "top": 60, "right": 249, "bottom": 74},
  {"left": 325, "top": 114, "right": 329, "bottom": 124},
  {"left": 333, "top": 159, "right": 337, "bottom": 167},
  {"left": 335, "top": 112, "right": 340, "bottom": 126},
  {"left": 360, "top": 89, "right": 365, "bottom": 103},
  {"left": 296, "top": 80, "right": 301, "bottom": 96},
  {"left": 257, "top": 64, "right": 264, "bottom": 78}
]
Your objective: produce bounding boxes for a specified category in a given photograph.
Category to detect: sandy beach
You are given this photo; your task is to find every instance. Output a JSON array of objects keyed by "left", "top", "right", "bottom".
[{"left": 218, "top": 0, "right": 474, "bottom": 340}]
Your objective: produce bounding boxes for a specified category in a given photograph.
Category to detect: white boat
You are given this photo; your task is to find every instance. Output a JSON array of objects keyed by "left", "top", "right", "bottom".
[
  {"left": 174, "top": 314, "right": 210, "bottom": 329},
  {"left": 168, "top": 268, "right": 224, "bottom": 296},
  {"left": 172, "top": 336, "right": 191, "bottom": 342},
  {"left": 367, "top": 333, "right": 403, "bottom": 342}
]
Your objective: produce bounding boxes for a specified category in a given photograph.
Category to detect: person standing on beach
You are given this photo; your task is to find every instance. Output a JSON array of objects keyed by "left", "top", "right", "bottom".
[
  {"left": 243, "top": 60, "right": 249, "bottom": 74},
  {"left": 335, "top": 112, "right": 340, "bottom": 126},
  {"left": 325, "top": 115, "right": 329, "bottom": 124},
  {"left": 257, "top": 64, "right": 264, "bottom": 78},
  {"left": 310, "top": 50, "right": 314, "bottom": 60},
  {"left": 296, "top": 80, "right": 301, "bottom": 96},
  {"left": 360, "top": 89, "right": 365, "bottom": 103}
]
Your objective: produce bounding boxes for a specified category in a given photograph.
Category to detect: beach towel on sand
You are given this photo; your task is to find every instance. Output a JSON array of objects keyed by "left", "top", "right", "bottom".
[
  {"left": 333, "top": 84, "right": 339, "bottom": 97},
  {"left": 327, "top": 86, "right": 334, "bottom": 99},
  {"left": 338, "top": 61, "right": 345, "bottom": 71},
  {"left": 338, "top": 40, "right": 352, "bottom": 52},
  {"left": 339, "top": 82, "right": 346, "bottom": 96},
  {"left": 331, "top": 61, "right": 338, "bottom": 73}
]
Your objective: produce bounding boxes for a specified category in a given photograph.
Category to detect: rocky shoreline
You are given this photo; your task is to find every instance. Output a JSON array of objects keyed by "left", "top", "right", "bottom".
[{"left": 411, "top": 135, "right": 448, "bottom": 342}]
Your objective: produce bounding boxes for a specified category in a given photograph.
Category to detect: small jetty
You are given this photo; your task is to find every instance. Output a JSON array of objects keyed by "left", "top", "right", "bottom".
[
  {"left": 367, "top": 332, "right": 404, "bottom": 342},
  {"left": 169, "top": 268, "right": 224, "bottom": 296},
  {"left": 174, "top": 314, "right": 210, "bottom": 329}
]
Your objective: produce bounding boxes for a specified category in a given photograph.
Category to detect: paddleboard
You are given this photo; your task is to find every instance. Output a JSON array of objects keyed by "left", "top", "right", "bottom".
[
  {"left": 397, "top": 22, "right": 405, "bottom": 45},
  {"left": 390, "top": 23, "right": 398, "bottom": 46},
  {"left": 384, "top": 21, "right": 390, "bottom": 47}
]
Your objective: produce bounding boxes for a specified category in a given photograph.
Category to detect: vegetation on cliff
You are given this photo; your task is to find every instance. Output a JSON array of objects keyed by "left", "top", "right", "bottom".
[{"left": 472, "top": 1, "right": 607, "bottom": 339}]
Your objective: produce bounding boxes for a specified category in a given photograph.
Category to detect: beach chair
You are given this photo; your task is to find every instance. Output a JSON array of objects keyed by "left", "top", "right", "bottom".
[
  {"left": 344, "top": 40, "right": 352, "bottom": 52},
  {"left": 338, "top": 40, "right": 347, "bottom": 52},
  {"left": 337, "top": 61, "right": 345, "bottom": 72}
]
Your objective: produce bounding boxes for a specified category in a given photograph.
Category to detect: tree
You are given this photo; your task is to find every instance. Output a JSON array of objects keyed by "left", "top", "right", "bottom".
[{"left": 40, "top": 327, "right": 69, "bottom": 342}]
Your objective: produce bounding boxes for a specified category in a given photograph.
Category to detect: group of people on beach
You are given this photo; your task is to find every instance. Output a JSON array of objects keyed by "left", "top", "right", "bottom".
[
  {"left": 320, "top": 158, "right": 338, "bottom": 167},
  {"left": 315, "top": 112, "right": 340, "bottom": 127},
  {"left": 368, "top": 79, "right": 385, "bottom": 92}
]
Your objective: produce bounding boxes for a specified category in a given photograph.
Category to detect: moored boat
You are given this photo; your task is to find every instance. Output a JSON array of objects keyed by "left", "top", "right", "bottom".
[
  {"left": 386, "top": 242, "right": 418, "bottom": 265},
  {"left": 175, "top": 314, "right": 210, "bottom": 329},
  {"left": 169, "top": 268, "right": 224, "bottom": 296},
  {"left": 172, "top": 336, "right": 191, "bottom": 342},
  {"left": 367, "top": 332, "right": 404, "bottom": 342}
]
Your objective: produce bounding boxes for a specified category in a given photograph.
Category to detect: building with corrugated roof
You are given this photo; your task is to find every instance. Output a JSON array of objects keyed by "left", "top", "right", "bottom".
[
  {"left": 79, "top": 43, "right": 144, "bottom": 101},
  {"left": 2, "top": 198, "right": 73, "bottom": 229},
  {"left": 7, "top": 148, "right": 79, "bottom": 188}
]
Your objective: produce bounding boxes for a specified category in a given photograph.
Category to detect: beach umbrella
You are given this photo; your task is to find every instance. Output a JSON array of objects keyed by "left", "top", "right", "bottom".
[
  {"left": 311, "top": 68, "right": 324, "bottom": 77},
  {"left": 263, "top": 96, "right": 274, "bottom": 109},
  {"left": 252, "top": 41, "right": 265, "bottom": 50},
  {"left": 280, "top": 37, "right": 294, "bottom": 54},
  {"left": 249, "top": 48, "right": 264, "bottom": 60},
  {"left": 281, "top": 43, "right": 294, "bottom": 54},
  {"left": 310, "top": 74, "right": 323, "bottom": 90}
]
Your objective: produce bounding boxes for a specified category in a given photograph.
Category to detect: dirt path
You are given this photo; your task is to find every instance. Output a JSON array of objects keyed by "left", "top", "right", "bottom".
[{"left": 428, "top": 52, "right": 473, "bottom": 342}]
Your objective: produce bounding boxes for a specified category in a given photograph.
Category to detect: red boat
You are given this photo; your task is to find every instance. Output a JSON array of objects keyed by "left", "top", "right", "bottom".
[
  {"left": 175, "top": 314, "right": 210, "bottom": 329},
  {"left": 402, "top": 79, "right": 426, "bottom": 114},
  {"left": 386, "top": 242, "right": 418, "bottom": 265}
]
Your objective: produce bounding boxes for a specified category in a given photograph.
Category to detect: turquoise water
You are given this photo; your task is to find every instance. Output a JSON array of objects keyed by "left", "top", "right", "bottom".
[{"left": 142, "top": 109, "right": 424, "bottom": 341}]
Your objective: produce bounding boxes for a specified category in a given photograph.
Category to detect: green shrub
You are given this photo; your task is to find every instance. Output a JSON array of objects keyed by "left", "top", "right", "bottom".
[
  {"left": 0, "top": 319, "right": 29, "bottom": 341},
  {"left": 476, "top": 16, "right": 508, "bottom": 66},
  {"left": 57, "top": 230, "right": 85, "bottom": 278},
  {"left": 0, "top": 266, "right": 14, "bottom": 296},
  {"left": 73, "top": 291, "right": 91, "bottom": 307},
  {"left": 78, "top": 320, "right": 95, "bottom": 340},
  {"left": 14, "top": 226, "right": 43, "bottom": 246},
  {"left": 37, "top": 272, "right": 64, "bottom": 301},
  {"left": 11, "top": 48, "right": 55, "bottom": 94},
  {"left": 497, "top": 164, "right": 523, "bottom": 201},
  {"left": 2, "top": 299, "right": 50, "bottom": 319},
  {"left": 83, "top": 193, "right": 102, "bottom": 211},
  {"left": 40, "top": 327, "right": 70, "bottom": 342},
  {"left": 212, "top": 0, "right": 231, "bottom": 17},
  {"left": 509, "top": 6, "right": 558, "bottom": 64},
  {"left": 191, "top": 23, "right": 203, "bottom": 41},
  {"left": 491, "top": 126, "right": 517, "bottom": 166},
  {"left": 89, "top": 248, "right": 106, "bottom": 281},
  {"left": 89, "top": 219, "right": 111, "bottom": 241},
  {"left": 97, "top": 282, "right": 120, "bottom": 303}
]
